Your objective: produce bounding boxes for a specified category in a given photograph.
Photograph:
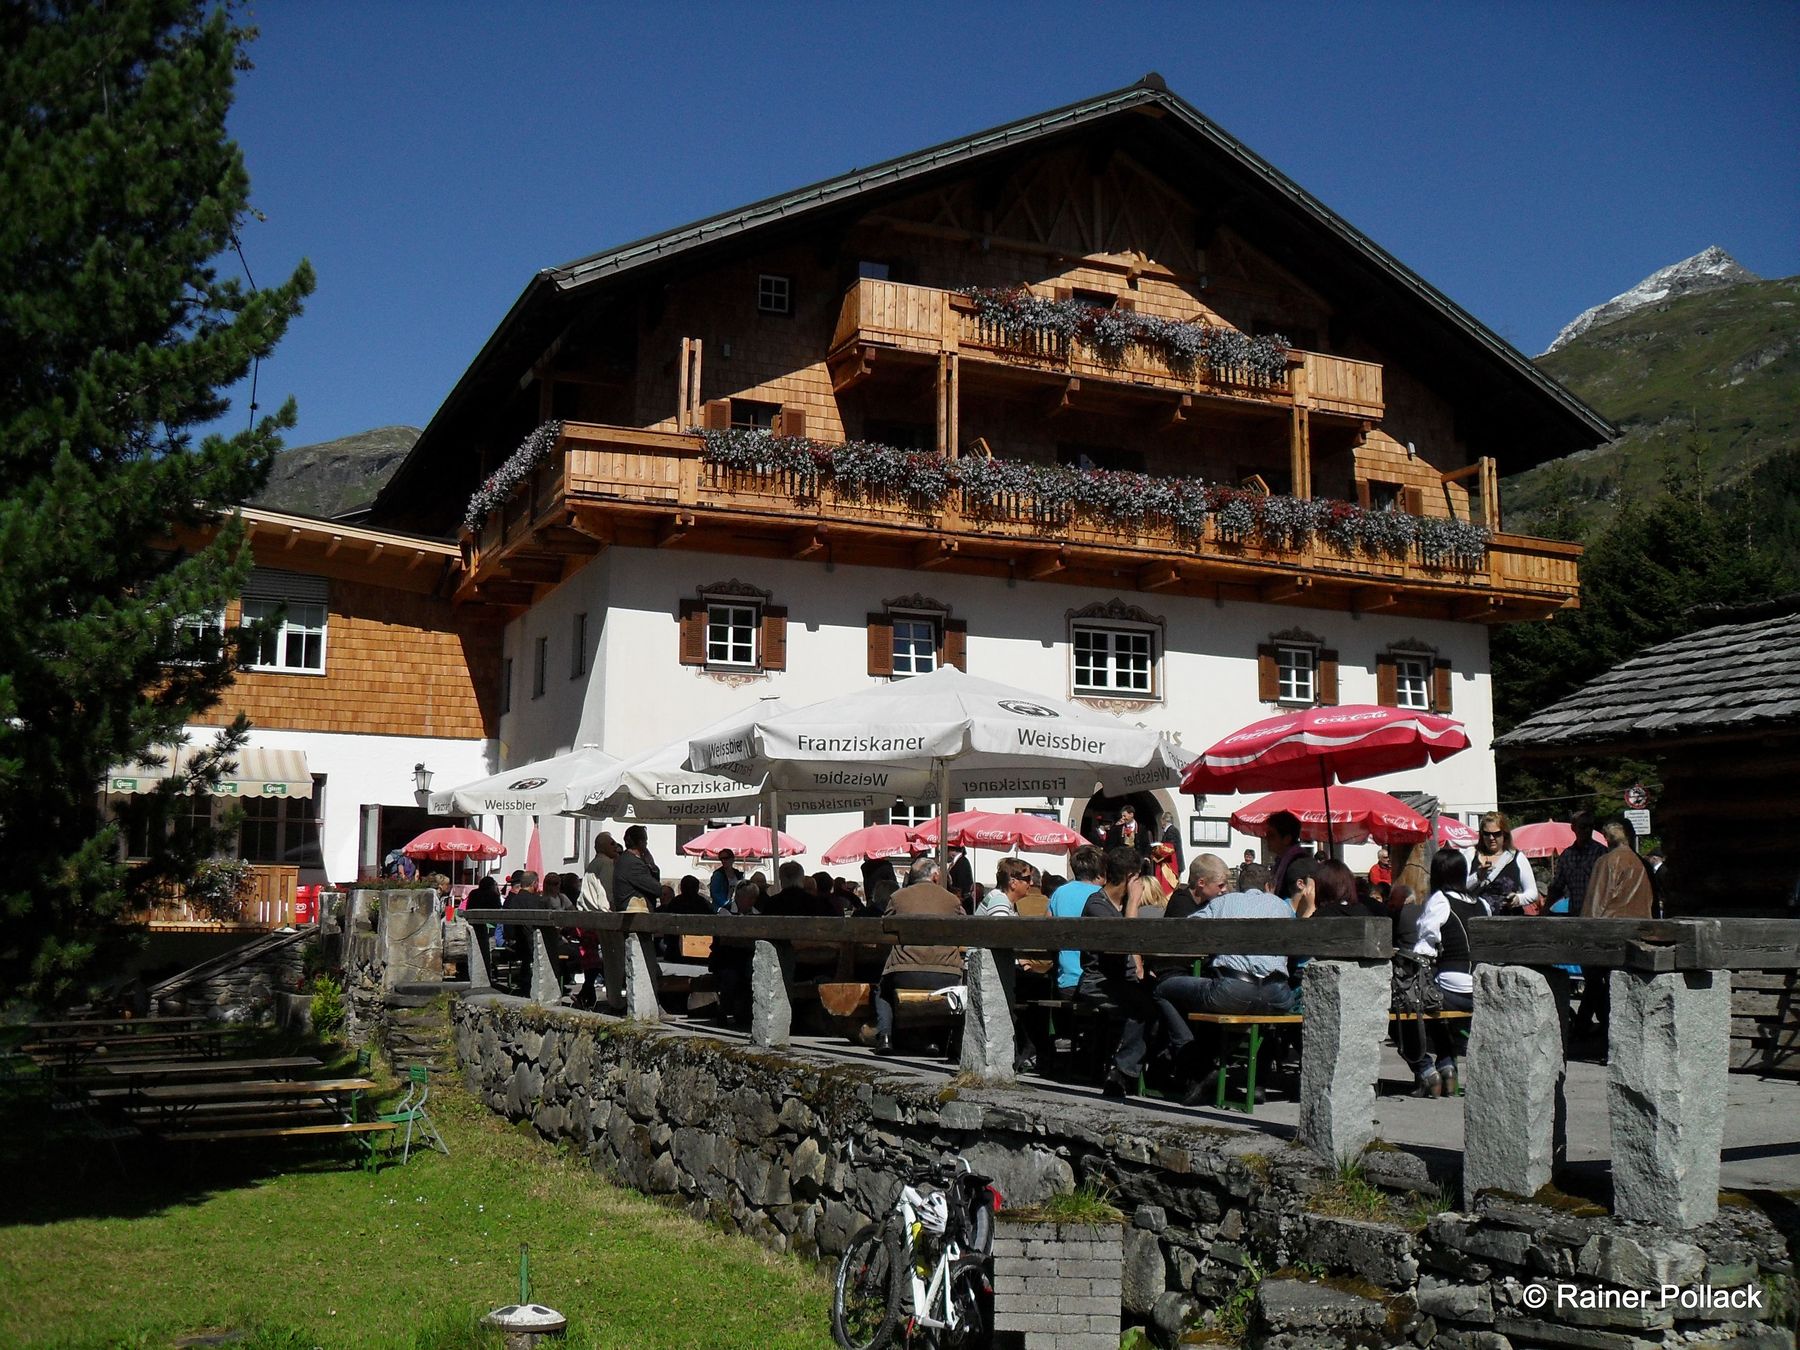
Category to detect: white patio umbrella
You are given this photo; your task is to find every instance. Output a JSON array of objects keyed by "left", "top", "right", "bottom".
[
  {"left": 564, "top": 699, "right": 898, "bottom": 822},
  {"left": 427, "top": 743, "right": 620, "bottom": 817},
  {"left": 564, "top": 699, "right": 897, "bottom": 878},
  {"left": 687, "top": 667, "right": 1193, "bottom": 872}
]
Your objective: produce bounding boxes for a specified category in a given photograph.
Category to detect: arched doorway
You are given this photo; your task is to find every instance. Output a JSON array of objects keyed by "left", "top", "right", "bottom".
[{"left": 1077, "top": 788, "right": 1172, "bottom": 853}]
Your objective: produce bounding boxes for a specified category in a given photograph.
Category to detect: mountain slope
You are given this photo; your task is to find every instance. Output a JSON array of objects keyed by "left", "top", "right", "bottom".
[
  {"left": 249, "top": 425, "right": 419, "bottom": 520},
  {"left": 1503, "top": 275, "right": 1799, "bottom": 543},
  {"left": 1545, "top": 245, "right": 1758, "bottom": 353}
]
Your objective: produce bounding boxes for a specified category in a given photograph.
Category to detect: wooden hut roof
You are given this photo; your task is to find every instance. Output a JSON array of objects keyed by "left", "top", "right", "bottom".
[{"left": 1495, "top": 594, "right": 1800, "bottom": 756}]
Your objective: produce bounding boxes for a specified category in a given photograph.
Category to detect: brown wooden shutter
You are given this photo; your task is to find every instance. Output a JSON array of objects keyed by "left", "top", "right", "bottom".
[
  {"left": 1317, "top": 649, "right": 1339, "bottom": 705},
  {"left": 678, "top": 599, "right": 707, "bottom": 666},
  {"left": 774, "top": 405, "right": 806, "bottom": 439},
  {"left": 702, "top": 399, "right": 732, "bottom": 431},
  {"left": 942, "top": 618, "right": 968, "bottom": 671},
  {"left": 1053, "top": 286, "right": 1073, "bottom": 303},
  {"left": 1433, "top": 658, "right": 1453, "bottom": 714},
  {"left": 1354, "top": 479, "right": 1372, "bottom": 510},
  {"left": 1257, "top": 644, "right": 1279, "bottom": 702},
  {"left": 1375, "top": 652, "right": 1398, "bottom": 707},
  {"left": 1403, "top": 485, "right": 1426, "bottom": 517},
  {"left": 760, "top": 606, "right": 788, "bottom": 671},
  {"left": 867, "top": 612, "right": 894, "bottom": 677},
  {"left": 1115, "top": 296, "right": 1137, "bottom": 313}
]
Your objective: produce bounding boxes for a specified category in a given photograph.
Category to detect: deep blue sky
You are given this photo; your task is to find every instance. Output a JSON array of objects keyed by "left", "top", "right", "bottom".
[{"left": 223, "top": 2, "right": 1800, "bottom": 449}]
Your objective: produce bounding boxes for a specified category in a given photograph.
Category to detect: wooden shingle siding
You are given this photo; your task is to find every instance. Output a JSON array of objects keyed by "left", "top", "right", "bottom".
[{"left": 193, "top": 580, "right": 500, "bottom": 740}]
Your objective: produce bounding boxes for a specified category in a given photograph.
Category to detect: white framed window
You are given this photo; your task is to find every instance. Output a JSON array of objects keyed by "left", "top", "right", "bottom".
[
  {"left": 891, "top": 615, "right": 938, "bottom": 678},
  {"left": 171, "top": 610, "right": 225, "bottom": 665},
  {"left": 707, "top": 602, "right": 759, "bottom": 668},
  {"left": 238, "top": 780, "right": 324, "bottom": 868},
  {"left": 1277, "top": 645, "right": 1316, "bottom": 704},
  {"left": 888, "top": 801, "right": 934, "bottom": 830},
  {"left": 1394, "top": 655, "right": 1432, "bottom": 711},
  {"left": 757, "top": 274, "right": 791, "bottom": 315},
  {"left": 532, "top": 636, "right": 547, "bottom": 698},
  {"left": 1072, "top": 623, "right": 1155, "bottom": 696},
  {"left": 241, "top": 598, "right": 327, "bottom": 674}
]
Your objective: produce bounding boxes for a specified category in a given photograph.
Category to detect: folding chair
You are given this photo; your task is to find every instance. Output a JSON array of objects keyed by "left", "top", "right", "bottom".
[{"left": 378, "top": 1065, "right": 447, "bottom": 1163}]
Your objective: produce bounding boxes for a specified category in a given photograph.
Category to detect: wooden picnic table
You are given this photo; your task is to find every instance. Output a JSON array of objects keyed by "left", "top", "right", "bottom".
[
  {"left": 100, "top": 1055, "right": 324, "bottom": 1099},
  {"left": 135, "top": 1076, "right": 377, "bottom": 1132},
  {"left": 25, "top": 1015, "right": 207, "bottom": 1033},
  {"left": 29, "top": 1025, "right": 234, "bottom": 1072}
]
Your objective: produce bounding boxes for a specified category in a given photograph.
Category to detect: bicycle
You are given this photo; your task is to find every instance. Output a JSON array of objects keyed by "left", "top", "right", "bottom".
[{"left": 832, "top": 1155, "right": 1004, "bottom": 1350}]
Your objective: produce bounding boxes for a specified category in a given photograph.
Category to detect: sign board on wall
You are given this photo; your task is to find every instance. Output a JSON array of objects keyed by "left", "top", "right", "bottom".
[
  {"left": 1624, "top": 808, "right": 1652, "bottom": 837},
  {"left": 1190, "top": 816, "right": 1232, "bottom": 847}
]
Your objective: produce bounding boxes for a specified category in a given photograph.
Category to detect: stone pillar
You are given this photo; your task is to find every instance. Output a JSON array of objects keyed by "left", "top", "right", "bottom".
[
  {"left": 1297, "top": 959, "right": 1389, "bottom": 1163},
  {"left": 465, "top": 928, "right": 491, "bottom": 990},
  {"left": 600, "top": 933, "right": 627, "bottom": 1010},
  {"left": 1464, "top": 965, "right": 1565, "bottom": 1206},
  {"left": 1608, "top": 967, "right": 1729, "bottom": 1227},
  {"left": 529, "top": 930, "right": 562, "bottom": 1004},
  {"left": 960, "top": 946, "right": 1016, "bottom": 1081},
  {"left": 378, "top": 889, "right": 443, "bottom": 990},
  {"left": 750, "top": 940, "right": 794, "bottom": 1049},
  {"left": 620, "top": 934, "right": 661, "bottom": 1021}
]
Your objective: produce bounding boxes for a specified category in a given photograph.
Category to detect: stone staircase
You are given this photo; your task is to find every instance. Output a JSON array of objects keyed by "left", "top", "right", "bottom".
[{"left": 377, "top": 982, "right": 466, "bottom": 1073}]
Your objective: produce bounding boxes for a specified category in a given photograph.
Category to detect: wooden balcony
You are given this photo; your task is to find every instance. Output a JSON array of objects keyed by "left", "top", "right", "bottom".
[
  {"left": 460, "top": 423, "right": 1580, "bottom": 622},
  {"left": 828, "top": 279, "right": 1384, "bottom": 421},
  {"left": 142, "top": 865, "right": 302, "bottom": 932}
]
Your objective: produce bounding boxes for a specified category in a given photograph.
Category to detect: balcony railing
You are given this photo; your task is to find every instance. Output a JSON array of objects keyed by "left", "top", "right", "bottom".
[
  {"left": 462, "top": 423, "right": 1580, "bottom": 616},
  {"left": 830, "top": 279, "right": 1384, "bottom": 419}
]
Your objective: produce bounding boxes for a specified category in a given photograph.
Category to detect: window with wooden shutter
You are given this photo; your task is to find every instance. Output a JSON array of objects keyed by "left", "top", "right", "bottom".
[
  {"left": 1403, "top": 484, "right": 1427, "bottom": 517},
  {"left": 941, "top": 619, "right": 968, "bottom": 672},
  {"left": 701, "top": 399, "right": 732, "bottom": 431},
  {"left": 866, "top": 613, "right": 894, "bottom": 677},
  {"left": 1375, "top": 653, "right": 1398, "bottom": 706},
  {"left": 1317, "top": 649, "right": 1339, "bottom": 705},
  {"left": 773, "top": 406, "right": 806, "bottom": 439},
  {"left": 1433, "top": 659, "right": 1454, "bottom": 714},
  {"left": 1257, "top": 644, "right": 1280, "bottom": 701},
  {"left": 760, "top": 606, "right": 788, "bottom": 671},
  {"left": 677, "top": 599, "right": 707, "bottom": 665}
]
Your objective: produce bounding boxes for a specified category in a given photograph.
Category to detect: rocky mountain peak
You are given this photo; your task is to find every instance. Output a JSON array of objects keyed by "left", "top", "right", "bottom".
[{"left": 1545, "top": 246, "right": 1760, "bottom": 354}]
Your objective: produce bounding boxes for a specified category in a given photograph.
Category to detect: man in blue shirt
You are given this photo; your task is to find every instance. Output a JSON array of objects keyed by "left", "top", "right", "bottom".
[
  {"left": 709, "top": 848, "right": 742, "bottom": 912},
  {"left": 1151, "top": 858, "right": 1295, "bottom": 1105},
  {"left": 1046, "top": 846, "right": 1103, "bottom": 991}
]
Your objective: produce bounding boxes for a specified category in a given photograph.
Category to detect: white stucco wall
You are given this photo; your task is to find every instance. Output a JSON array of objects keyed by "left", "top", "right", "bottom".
[{"left": 486, "top": 546, "right": 1499, "bottom": 883}]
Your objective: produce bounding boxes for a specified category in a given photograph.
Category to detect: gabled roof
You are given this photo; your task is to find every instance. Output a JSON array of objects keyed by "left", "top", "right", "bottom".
[
  {"left": 1495, "top": 595, "right": 1800, "bottom": 755},
  {"left": 374, "top": 75, "right": 1614, "bottom": 530}
]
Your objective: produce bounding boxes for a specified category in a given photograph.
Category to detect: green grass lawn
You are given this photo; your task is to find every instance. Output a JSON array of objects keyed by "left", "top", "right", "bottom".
[{"left": 0, "top": 1063, "right": 833, "bottom": 1349}]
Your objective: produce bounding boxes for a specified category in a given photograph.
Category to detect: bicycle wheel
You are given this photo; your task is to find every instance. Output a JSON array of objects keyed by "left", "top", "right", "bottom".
[{"left": 832, "top": 1221, "right": 904, "bottom": 1350}]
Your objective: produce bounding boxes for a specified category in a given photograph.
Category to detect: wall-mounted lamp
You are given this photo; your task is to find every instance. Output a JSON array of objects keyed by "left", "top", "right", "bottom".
[{"left": 414, "top": 762, "right": 434, "bottom": 806}]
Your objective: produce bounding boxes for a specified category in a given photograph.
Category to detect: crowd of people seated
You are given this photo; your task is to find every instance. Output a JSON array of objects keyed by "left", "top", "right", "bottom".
[{"left": 458, "top": 802, "right": 1658, "bottom": 1108}]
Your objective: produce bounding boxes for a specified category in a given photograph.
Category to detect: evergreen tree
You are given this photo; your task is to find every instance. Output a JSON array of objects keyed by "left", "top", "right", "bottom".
[{"left": 0, "top": 0, "right": 314, "bottom": 1000}]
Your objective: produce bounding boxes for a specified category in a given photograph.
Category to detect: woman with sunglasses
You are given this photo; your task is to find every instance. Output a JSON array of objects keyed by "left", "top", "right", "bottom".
[{"left": 1465, "top": 811, "right": 1539, "bottom": 915}]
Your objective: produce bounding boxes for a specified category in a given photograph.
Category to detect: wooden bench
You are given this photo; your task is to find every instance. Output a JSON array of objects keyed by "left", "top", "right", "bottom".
[
  {"left": 1185, "top": 1012, "right": 1304, "bottom": 1114},
  {"left": 817, "top": 983, "right": 959, "bottom": 1023},
  {"left": 178, "top": 1119, "right": 398, "bottom": 1169}
]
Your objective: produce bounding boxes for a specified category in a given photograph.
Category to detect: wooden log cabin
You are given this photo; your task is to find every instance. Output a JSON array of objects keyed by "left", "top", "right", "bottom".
[{"left": 366, "top": 76, "right": 1613, "bottom": 871}]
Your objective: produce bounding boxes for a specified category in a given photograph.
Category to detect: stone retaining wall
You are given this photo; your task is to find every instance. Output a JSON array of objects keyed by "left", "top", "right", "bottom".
[
  {"left": 158, "top": 941, "right": 307, "bottom": 1023},
  {"left": 452, "top": 995, "right": 1795, "bottom": 1348}
]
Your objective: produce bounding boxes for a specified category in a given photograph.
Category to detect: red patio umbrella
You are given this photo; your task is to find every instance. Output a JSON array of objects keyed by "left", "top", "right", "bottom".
[
  {"left": 1511, "top": 821, "right": 1606, "bottom": 860},
  {"left": 909, "top": 810, "right": 1086, "bottom": 855},
  {"left": 681, "top": 823, "right": 806, "bottom": 861},
  {"left": 1181, "top": 705, "right": 1470, "bottom": 858},
  {"left": 403, "top": 826, "right": 506, "bottom": 861},
  {"left": 1230, "top": 787, "right": 1430, "bottom": 847},
  {"left": 821, "top": 824, "right": 918, "bottom": 866},
  {"left": 1436, "top": 817, "right": 1479, "bottom": 848}
]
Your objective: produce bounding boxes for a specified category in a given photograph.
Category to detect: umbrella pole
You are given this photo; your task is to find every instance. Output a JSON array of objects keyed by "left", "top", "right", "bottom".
[
  {"left": 767, "top": 787, "right": 781, "bottom": 882},
  {"left": 1320, "top": 759, "right": 1336, "bottom": 862},
  {"left": 935, "top": 758, "right": 951, "bottom": 883}
]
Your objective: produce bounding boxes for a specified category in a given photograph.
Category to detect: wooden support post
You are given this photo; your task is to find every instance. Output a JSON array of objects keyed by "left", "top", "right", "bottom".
[
  {"left": 936, "top": 353, "right": 950, "bottom": 456},
  {"left": 677, "top": 337, "right": 691, "bottom": 430},
  {"left": 1289, "top": 405, "right": 1312, "bottom": 499},
  {"left": 947, "top": 351, "right": 959, "bottom": 457},
  {"left": 1481, "top": 455, "right": 1500, "bottom": 531}
]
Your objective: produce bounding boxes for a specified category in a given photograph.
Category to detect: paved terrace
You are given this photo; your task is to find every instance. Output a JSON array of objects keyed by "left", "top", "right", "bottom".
[{"left": 459, "top": 907, "right": 1800, "bottom": 1216}]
